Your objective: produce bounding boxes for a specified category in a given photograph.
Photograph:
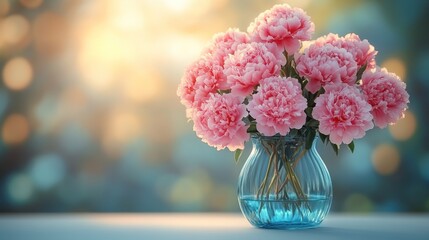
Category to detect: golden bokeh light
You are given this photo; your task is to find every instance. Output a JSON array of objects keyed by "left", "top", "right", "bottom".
[
  {"left": 102, "top": 108, "right": 143, "bottom": 155},
  {"left": 0, "top": 14, "right": 30, "bottom": 45},
  {"left": 77, "top": 24, "right": 135, "bottom": 93},
  {"left": 162, "top": 0, "right": 193, "bottom": 13},
  {"left": 20, "top": 0, "right": 43, "bottom": 9},
  {"left": 122, "top": 69, "right": 162, "bottom": 103},
  {"left": 2, "top": 57, "right": 33, "bottom": 91},
  {"left": 275, "top": 0, "right": 311, "bottom": 9},
  {"left": 33, "top": 11, "right": 67, "bottom": 56},
  {"left": 160, "top": 0, "right": 227, "bottom": 15},
  {"left": 2, "top": 114, "right": 30, "bottom": 145},
  {"left": 372, "top": 144, "right": 400, "bottom": 175},
  {"left": 389, "top": 110, "right": 417, "bottom": 141},
  {"left": 381, "top": 57, "right": 407, "bottom": 81},
  {"left": 162, "top": 34, "right": 207, "bottom": 67},
  {"left": 300, "top": 40, "right": 314, "bottom": 53}
]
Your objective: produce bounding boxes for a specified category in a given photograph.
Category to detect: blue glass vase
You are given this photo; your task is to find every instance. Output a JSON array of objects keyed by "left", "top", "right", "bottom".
[{"left": 237, "top": 133, "right": 332, "bottom": 229}]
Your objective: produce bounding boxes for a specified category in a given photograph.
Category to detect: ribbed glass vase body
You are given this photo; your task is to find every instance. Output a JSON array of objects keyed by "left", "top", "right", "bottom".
[{"left": 238, "top": 134, "right": 332, "bottom": 229}]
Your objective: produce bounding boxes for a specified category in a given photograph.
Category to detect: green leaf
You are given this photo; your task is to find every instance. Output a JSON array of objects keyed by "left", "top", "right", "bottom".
[
  {"left": 305, "top": 107, "right": 313, "bottom": 118},
  {"left": 217, "top": 89, "right": 231, "bottom": 95},
  {"left": 305, "top": 129, "right": 316, "bottom": 150},
  {"left": 234, "top": 149, "right": 243, "bottom": 164},
  {"left": 307, "top": 119, "right": 319, "bottom": 128},
  {"left": 348, "top": 141, "right": 355, "bottom": 153},
  {"left": 356, "top": 63, "right": 367, "bottom": 81},
  {"left": 330, "top": 143, "right": 339, "bottom": 155},
  {"left": 247, "top": 123, "right": 257, "bottom": 133},
  {"left": 288, "top": 129, "right": 298, "bottom": 138},
  {"left": 319, "top": 133, "right": 328, "bottom": 144}
]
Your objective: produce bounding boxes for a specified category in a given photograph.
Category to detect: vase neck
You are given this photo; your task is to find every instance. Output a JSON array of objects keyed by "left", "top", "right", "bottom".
[{"left": 250, "top": 133, "right": 318, "bottom": 151}]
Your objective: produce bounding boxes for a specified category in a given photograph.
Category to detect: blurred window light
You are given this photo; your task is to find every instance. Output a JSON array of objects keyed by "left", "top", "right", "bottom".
[
  {"left": 1, "top": 113, "right": 30, "bottom": 145},
  {"left": 381, "top": 57, "right": 407, "bottom": 81},
  {"left": 29, "top": 153, "right": 66, "bottom": 190},
  {"left": 0, "top": 14, "right": 29, "bottom": 45},
  {"left": 388, "top": 110, "right": 416, "bottom": 141},
  {"left": 2, "top": 57, "right": 33, "bottom": 91},
  {"left": 20, "top": 0, "right": 43, "bottom": 9},
  {"left": 372, "top": 144, "right": 401, "bottom": 176},
  {"left": 6, "top": 173, "right": 35, "bottom": 205}
]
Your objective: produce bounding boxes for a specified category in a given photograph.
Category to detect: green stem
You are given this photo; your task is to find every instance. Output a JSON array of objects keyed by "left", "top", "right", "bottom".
[{"left": 257, "top": 146, "right": 274, "bottom": 199}]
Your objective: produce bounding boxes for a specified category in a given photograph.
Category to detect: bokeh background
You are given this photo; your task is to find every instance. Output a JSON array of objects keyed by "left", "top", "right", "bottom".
[{"left": 0, "top": 0, "right": 428, "bottom": 213}]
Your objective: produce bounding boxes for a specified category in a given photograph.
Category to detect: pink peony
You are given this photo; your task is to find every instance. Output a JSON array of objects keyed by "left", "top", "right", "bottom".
[
  {"left": 177, "top": 29, "right": 249, "bottom": 113},
  {"left": 248, "top": 4, "right": 314, "bottom": 54},
  {"left": 192, "top": 93, "right": 249, "bottom": 151},
  {"left": 224, "top": 42, "right": 285, "bottom": 97},
  {"left": 203, "top": 28, "right": 250, "bottom": 66},
  {"left": 361, "top": 68, "right": 409, "bottom": 128},
  {"left": 247, "top": 76, "right": 307, "bottom": 136},
  {"left": 313, "top": 84, "right": 374, "bottom": 145},
  {"left": 177, "top": 55, "right": 226, "bottom": 113},
  {"left": 314, "top": 33, "right": 377, "bottom": 69},
  {"left": 296, "top": 43, "right": 358, "bottom": 93}
]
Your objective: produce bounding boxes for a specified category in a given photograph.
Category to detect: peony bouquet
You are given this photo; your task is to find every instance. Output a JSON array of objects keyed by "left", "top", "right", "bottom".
[{"left": 177, "top": 4, "right": 410, "bottom": 160}]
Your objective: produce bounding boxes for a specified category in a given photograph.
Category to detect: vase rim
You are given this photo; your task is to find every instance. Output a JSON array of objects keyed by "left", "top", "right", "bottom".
[{"left": 250, "top": 132, "right": 319, "bottom": 141}]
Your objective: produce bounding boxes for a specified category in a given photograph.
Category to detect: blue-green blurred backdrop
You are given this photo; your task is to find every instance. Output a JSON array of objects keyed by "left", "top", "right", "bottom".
[{"left": 0, "top": 0, "right": 428, "bottom": 212}]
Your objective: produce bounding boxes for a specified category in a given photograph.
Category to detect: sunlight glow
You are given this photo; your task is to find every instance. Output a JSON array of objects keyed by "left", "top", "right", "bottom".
[
  {"left": 102, "top": 108, "right": 143, "bottom": 156},
  {"left": 381, "top": 57, "right": 407, "bottom": 81},
  {"left": 162, "top": 0, "right": 193, "bottom": 13},
  {"left": 0, "top": 14, "right": 29, "bottom": 45},
  {"left": 33, "top": 12, "right": 67, "bottom": 56},
  {"left": 2, "top": 57, "right": 33, "bottom": 91},
  {"left": 2, "top": 114, "right": 30, "bottom": 145},
  {"left": 78, "top": 26, "right": 129, "bottom": 92},
  {"left": 389, "top": 111, "right": 416, "bottom": 141},
  {"left": 372, "top": 144, "right": 400, "bottom": 175},
  {"left": 121, "top": 68, "right": 162, "bottom": 103}
]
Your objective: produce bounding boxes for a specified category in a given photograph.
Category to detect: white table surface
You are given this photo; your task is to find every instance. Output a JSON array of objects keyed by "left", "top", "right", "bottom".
[{"left": 0, "top": 213, "right": 428, "bottom": 240}]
